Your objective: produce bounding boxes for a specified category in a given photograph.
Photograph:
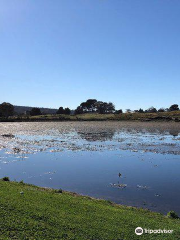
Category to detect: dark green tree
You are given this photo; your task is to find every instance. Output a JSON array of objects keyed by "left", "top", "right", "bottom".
[
  {"left": 138, "top": 108, "right": 144, "bottom": 113},
  {"left": 0, "top": 102, "right": 14, "bottom": 118},
  {"left": 75, "top": 100, "right": 115, "bottom": 114},
  {"left": 145, "top": 107, "right": 157, "bottom": 113},
  {"left": 95, "top": 101, "right": 115, "bottom": 114},
  {"left": 158, "top": 108, "right": 165, "bottom": 112},
  {"left": 80, "top": 99, "right": 97, "bottom": 113},
  {"left": 169, "top": 104, "right": 179, "bottom": 111},
  {"left": 64, "top": 108, "right": 71, "bottom": 115},
  {"left": 115, "top": 109, "right": 123, "bottom": 114},
  {"left": 57, "top": 107, "right": 64, "bottom": 114},
  {"left": 30, "top": 108, "right": 41, "bottom": 116},
  {"left": 75, "top": 106, "right": 83, "bottom": 114}
]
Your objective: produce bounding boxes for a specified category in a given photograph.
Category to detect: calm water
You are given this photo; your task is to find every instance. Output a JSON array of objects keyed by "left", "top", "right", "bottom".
[{"left": 0, "top": 121, "right": 180, "bottom": 215}]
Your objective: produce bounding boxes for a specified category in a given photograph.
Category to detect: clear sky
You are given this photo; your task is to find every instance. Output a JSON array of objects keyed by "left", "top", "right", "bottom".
[{"left": 0, "top": 0, "right": 180, "bottom": 110}]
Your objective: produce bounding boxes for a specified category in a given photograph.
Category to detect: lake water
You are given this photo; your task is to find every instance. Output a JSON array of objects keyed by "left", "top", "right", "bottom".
[{"left": 0, "top": 121, "right": 180, "bottom": 215}]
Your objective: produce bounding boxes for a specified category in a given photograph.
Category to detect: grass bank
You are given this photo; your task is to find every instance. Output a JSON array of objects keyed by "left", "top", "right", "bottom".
[
  {"left": 1, "top": 111, "right": 180, "bottom": 122},
  {"left": 0, "top": 180, "right": 179, "bottom": 239}
]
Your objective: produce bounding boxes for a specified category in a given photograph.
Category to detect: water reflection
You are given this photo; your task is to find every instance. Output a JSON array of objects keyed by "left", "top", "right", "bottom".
[
  {"left": 77, "top": 131, "right": 116, "bottom": 141},
  {"left": 0, "top": 122, "right": 180, "bottom": 215}
]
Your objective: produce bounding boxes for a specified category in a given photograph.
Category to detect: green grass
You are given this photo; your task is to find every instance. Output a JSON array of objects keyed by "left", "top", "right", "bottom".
[
  {"left": 0, "top": 181, "right": 179, "bottom": 239},
  {"left": 1, "top": 111, "right": 180, "bottom": 122}
]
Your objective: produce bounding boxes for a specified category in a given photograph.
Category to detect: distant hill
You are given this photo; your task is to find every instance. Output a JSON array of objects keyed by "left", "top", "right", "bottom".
[{"left": 14, "top": 105, "right": 58, "bottom": 115}]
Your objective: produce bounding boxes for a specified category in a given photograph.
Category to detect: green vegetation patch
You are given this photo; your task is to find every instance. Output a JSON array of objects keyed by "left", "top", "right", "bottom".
[{"left": 0, "top": 181, "right": 179, "bottom": 239}]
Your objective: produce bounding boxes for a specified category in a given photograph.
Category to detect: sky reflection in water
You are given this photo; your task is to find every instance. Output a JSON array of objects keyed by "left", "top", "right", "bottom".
[{"left": 0, "top": 122, "right": 180, "bottom": 215}]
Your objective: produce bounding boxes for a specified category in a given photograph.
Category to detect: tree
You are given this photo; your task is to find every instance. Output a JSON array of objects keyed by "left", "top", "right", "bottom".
[
  {"left": 30, "top": 108, "right": 41, "bottom": 116},
  {"left": 75, "top": 106, "right": 83, "bottom": 114},
  {"left": 0, "top": 102, "right": 14, "bottom": 118},
  {"left": 145, "top": 107, "right": 157, "bottom": 113},
  {"left": 115, "top": 109, "right": 123, "bottom": 114},
  {"left": 95, "top": 101, "right": 106, "bottom": 114},
  {"left": 138, "top": 108, "right": 144, "bottom": 113},
  {"left": 57, "top": 107, "right": 64, "bottom": 114},
  {"left": 95, "top": 101, "right": 115, "bottom": 114},
  {"left": 169, "top": 104, "right": 179, "bottom": 112},
  {"left": 126, "top": 109, "right": 131, "bottom": 113},
  {"left": 80, "top": 99, "right": 97, "bottom": 113},
  {"left": 64, "top": 108, "right": 71, "bottom": 115},
  {"left": 106, "top": 102, "right": 115, "bottom": 113},
  {"left": 158, "top": 108, "right": 165, "bottom": 112},
  {"left": 75, "top": 100, "right": 115, "bottom": 114}
]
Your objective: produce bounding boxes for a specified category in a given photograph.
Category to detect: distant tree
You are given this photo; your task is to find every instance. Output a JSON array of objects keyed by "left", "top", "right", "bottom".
[
  {"left": 64, "top": 108, "right": 71, "bottom": 115},
  {"left": 138, "top": 108, "right": 144, "bottom": 113},
  {"left": 0, "top": 102, "right": 14, "bottom": 118},
  {"left": 126, "top": 109, "right": 131, "bottom": 113},
  {"left": 158, "top": 108, "right": 165, "bottom": 112},
  {"left": 30, "top": 108, "right": 41, "bottom": 116},
  {"left": 95, "top": 101, "right": 115, "bottom": 114},
  {"left": 169, "top": 104, "right": 179, "bottom": 112},
  {"left": 57, "top": 107, "right": 64, "bottom": 114},
  {"left": 115, "top": 109, "right": 123, "bottom": 114},
  {"left": 95, "top": 101, "right": 103, "bottom": 114},
  {"left": 106, "top": 102, "right": 115, "bottom": 113},
  {"left": 75, "top": 99, "right": 115, "bottom": 114},
  {"left": 75, "top": 106, "right": 83, "bottom": 114},
  {"left": 145, "top": 107, "right": 157, "bottom": 113},
  {"left": 95, "top": 101, "right": 106, "bottom": 114},
  {"left": 80, "top": 99, "right": 97, "bottom": 113}
]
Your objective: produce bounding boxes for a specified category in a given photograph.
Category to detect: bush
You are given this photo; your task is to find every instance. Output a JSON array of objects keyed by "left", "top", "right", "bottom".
[
  {"left": 30, "top": 108, "right": 41, "bottom": 116},
  {"left": 54, "top": 189, "right": 63, "bottom": 194},
  {"left": 2, "top": 177, "right": 10, "bottom": 181},
  {"left": 167, "top": 211, "right": 179, "bottom": 219}
]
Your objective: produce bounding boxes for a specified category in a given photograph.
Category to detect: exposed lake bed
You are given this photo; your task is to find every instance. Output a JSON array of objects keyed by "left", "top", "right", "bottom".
[{"left": 0, "top": 121, "right": 180, "bottom": 215}]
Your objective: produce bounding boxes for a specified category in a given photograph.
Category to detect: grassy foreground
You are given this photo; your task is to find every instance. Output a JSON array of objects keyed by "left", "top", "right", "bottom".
[{"left": 0, "top": 181, "right": 180, "bottom": 239}]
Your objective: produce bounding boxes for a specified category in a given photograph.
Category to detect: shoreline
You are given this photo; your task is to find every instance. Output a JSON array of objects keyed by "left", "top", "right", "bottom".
[{"left": 0, "top": 111, "right": 180, "bottom": 123}]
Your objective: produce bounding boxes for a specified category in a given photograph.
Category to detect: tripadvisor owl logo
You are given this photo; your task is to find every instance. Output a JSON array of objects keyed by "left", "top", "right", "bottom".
[
  {"left": 135, "top": 227, "right": 173, "bottom": 235},
  {"left": 135, "top": 227, "right": 143, "bottom": 235}
]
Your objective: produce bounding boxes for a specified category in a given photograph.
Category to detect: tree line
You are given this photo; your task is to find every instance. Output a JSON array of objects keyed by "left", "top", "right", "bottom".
[{"left": 0, "top": 100, "right": 179, "bottom": 118}]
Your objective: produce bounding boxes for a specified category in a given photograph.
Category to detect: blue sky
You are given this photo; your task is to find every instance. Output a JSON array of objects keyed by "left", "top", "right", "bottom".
[{"left": 0, "top": 0, "right": 180, "bottom": 110}]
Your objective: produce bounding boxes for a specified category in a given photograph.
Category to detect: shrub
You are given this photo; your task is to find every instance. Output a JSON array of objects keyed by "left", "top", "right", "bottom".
[
  {"left": 167, "top": 211, "right": 179, "bottom": 219},
  {"left": 55, "top": 189, "right": 63, "bottom": 194},
  {"left": 30, "top": 108, "right": 41, "bottom": 116},
  {"left": 2, "top": 177, "right": 10, "bottom": 181}
]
